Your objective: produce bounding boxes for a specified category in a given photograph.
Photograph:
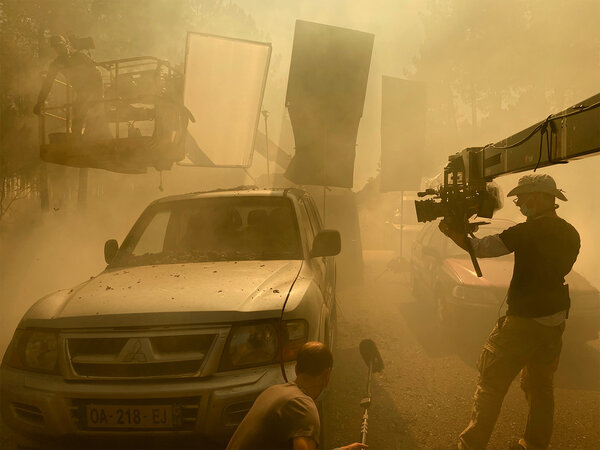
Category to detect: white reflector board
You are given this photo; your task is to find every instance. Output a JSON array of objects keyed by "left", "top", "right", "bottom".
[{"left": 183, "top": 33, "right": 271, "bottom": 167}]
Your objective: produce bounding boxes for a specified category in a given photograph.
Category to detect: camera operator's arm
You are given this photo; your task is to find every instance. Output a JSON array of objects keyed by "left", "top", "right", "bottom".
[
  {"left": 439, "top": 220, "right": 510, "bottom": 258},
  {"left": 471, "top": 235, "right": 511, "bottom": 257}
]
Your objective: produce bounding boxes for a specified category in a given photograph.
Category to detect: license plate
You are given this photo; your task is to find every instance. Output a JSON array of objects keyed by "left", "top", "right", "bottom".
[{"left": 86, "top": 404, "right": 173, "bottom": 428}]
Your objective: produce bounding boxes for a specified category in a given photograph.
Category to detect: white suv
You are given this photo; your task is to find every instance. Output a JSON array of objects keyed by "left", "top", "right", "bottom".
[{"left": 1, "top": 188, "right": 339, "bottom": 448}]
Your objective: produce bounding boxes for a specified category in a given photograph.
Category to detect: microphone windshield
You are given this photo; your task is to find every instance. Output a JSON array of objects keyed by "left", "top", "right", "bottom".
[{"left": 359, "top": 339, "right": 384, "bottom": 373}]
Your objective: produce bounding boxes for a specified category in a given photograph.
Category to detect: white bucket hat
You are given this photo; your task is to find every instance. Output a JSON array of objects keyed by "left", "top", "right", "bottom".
[{"left": 507, "top": 173, "right": 567, "bottom": 201}]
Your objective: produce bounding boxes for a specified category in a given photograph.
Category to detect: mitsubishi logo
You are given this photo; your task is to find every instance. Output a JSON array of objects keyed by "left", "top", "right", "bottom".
[{"left": 117, "top": 338, "right": 155, "bottom": 363}]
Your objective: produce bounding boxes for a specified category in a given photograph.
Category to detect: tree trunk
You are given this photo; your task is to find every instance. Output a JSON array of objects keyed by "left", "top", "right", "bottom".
[{"left": 37, "top": 16, "right": 50, "bottom": 212}]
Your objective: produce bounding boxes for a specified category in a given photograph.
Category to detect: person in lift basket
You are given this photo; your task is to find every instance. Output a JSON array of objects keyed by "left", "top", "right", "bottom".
[{"left": 439, "top": 173, "right": 580, "bottom": 450}]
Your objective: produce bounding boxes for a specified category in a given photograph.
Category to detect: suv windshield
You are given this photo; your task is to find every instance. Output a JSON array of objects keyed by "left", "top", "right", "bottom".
[{"left": 111, "top": 196, "right": 302, "bottom": 267}]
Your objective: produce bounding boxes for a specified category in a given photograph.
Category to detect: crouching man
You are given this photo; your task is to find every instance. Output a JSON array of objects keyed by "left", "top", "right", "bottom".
[{"left": 227, "top": 341, "right": 366, "bottom": 450}]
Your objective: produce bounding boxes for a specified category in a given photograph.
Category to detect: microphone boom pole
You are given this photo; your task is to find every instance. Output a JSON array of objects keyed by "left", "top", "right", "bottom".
[{"left": 358, "top": 339, "right": 384, "bottom": 445}]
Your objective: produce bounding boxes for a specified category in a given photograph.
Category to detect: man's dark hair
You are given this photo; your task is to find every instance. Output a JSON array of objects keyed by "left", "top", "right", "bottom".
[{"left": 296, "top": 342, "right": 333, "bottom": 376}]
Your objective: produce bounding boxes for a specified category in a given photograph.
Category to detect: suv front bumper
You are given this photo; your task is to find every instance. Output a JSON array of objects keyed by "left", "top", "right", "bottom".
[{"left": 1, "top": 363, "right": 294, "bottom": 447}]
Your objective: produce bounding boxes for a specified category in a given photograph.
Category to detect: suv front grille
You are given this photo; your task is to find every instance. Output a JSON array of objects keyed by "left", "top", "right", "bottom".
[{"left": 66, "top": 331, "right": 217, "bottom": 380}]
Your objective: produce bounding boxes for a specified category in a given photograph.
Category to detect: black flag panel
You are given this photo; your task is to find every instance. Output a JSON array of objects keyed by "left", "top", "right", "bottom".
[
  {"left": 380, "top": 76, "right": 427, "bottom": 192},
  {"left": 284, "top": 20, "right": 374, "bottom": 188}
]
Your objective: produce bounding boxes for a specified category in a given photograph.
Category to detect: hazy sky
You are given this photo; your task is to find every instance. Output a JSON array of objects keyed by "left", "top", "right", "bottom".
[
  {"left": 1, "top": 1, "right": 599, "bottom": 354},
  {"left": 230, "top": 0, "right": 600, "bottom": 190}
]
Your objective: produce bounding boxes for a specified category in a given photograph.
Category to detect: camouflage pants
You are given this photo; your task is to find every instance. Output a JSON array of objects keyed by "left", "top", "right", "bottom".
[{"left": 458, "top": 315, "right": 564, "bottom": 450}]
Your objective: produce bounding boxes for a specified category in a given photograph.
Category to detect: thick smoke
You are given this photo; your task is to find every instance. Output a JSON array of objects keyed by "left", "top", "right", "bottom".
[
  {"left": 1, "top": 0, "right": 599, "bottom": 359},
  {"left": 0, "top": 3, "right": 598, "bottom": 449}
]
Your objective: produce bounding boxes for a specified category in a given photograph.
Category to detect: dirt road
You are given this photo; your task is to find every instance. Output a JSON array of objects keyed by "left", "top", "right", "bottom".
[{"left": 324, "top": 251, "right": 600, "bottom": 449}]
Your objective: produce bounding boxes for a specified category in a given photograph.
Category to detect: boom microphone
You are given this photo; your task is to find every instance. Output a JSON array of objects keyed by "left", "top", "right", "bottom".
[{"left": 359, "top": 339, "right": 384, "bottom": 373}]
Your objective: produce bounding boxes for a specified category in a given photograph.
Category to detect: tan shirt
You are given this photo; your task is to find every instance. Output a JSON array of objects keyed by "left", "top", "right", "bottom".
[{"left": 227, "top": 382, "right": 320, "bottom": 450}]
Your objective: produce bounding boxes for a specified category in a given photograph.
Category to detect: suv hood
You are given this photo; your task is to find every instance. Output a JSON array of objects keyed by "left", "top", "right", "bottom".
[{"left": 22, "top": 260, "right": 302, "bottom": 328}]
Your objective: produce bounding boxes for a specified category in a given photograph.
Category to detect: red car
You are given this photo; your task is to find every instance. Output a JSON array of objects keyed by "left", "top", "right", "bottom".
[{"left": 410, "top": 218, "right": 600, "bottom": 341}]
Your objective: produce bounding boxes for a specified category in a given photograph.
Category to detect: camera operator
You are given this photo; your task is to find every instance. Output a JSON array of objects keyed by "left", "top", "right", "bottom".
[
  {"left": 439, "top": 174, "right": 580, "bottom": 450},
  {"left": 227, "top": 341, "right": 366, "bottom": 450}
]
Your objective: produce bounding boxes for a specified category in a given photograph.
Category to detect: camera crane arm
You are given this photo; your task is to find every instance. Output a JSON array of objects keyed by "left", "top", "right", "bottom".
[
  {"left": 415, "top": 92, "right": 600, "bottom": 277},
  {"left": 463, "top": 91, "right": 600, "bottom": 182}
]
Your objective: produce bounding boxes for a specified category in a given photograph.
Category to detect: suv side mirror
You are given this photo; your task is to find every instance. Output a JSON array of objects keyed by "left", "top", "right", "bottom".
[
  {"left": 310, "top": 230, "right": 341, "bottom": 257},
  {"left": 104, "top": 239, "right": 119, "bottom": 264}
]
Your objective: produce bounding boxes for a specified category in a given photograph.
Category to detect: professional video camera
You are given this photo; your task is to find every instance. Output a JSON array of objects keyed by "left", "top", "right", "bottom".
[
  {"left": 415, "top": 148, "right": 502, "bottom": 224},
  {"left": 415, "top": 148, "right": 503, "bottom": 276}
]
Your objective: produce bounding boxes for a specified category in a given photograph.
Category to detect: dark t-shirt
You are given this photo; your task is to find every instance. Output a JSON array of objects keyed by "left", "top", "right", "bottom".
[
  {"left": 226, "top": 382, "right": 320, "bottom": 450},
  {"left": 499, "top": 215, "right": 580, "bottom": 317}
]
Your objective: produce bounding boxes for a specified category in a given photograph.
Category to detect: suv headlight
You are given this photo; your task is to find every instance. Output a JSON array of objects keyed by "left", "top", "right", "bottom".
[
  {"left": 452, "top": 285, "right": 497, "bottom": 305},
  {"left": 2, "top": 329, "right": 59, "bottom": 373},
  {"left": 220, "top": 320, "right": 308, "bottom": 371}
]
